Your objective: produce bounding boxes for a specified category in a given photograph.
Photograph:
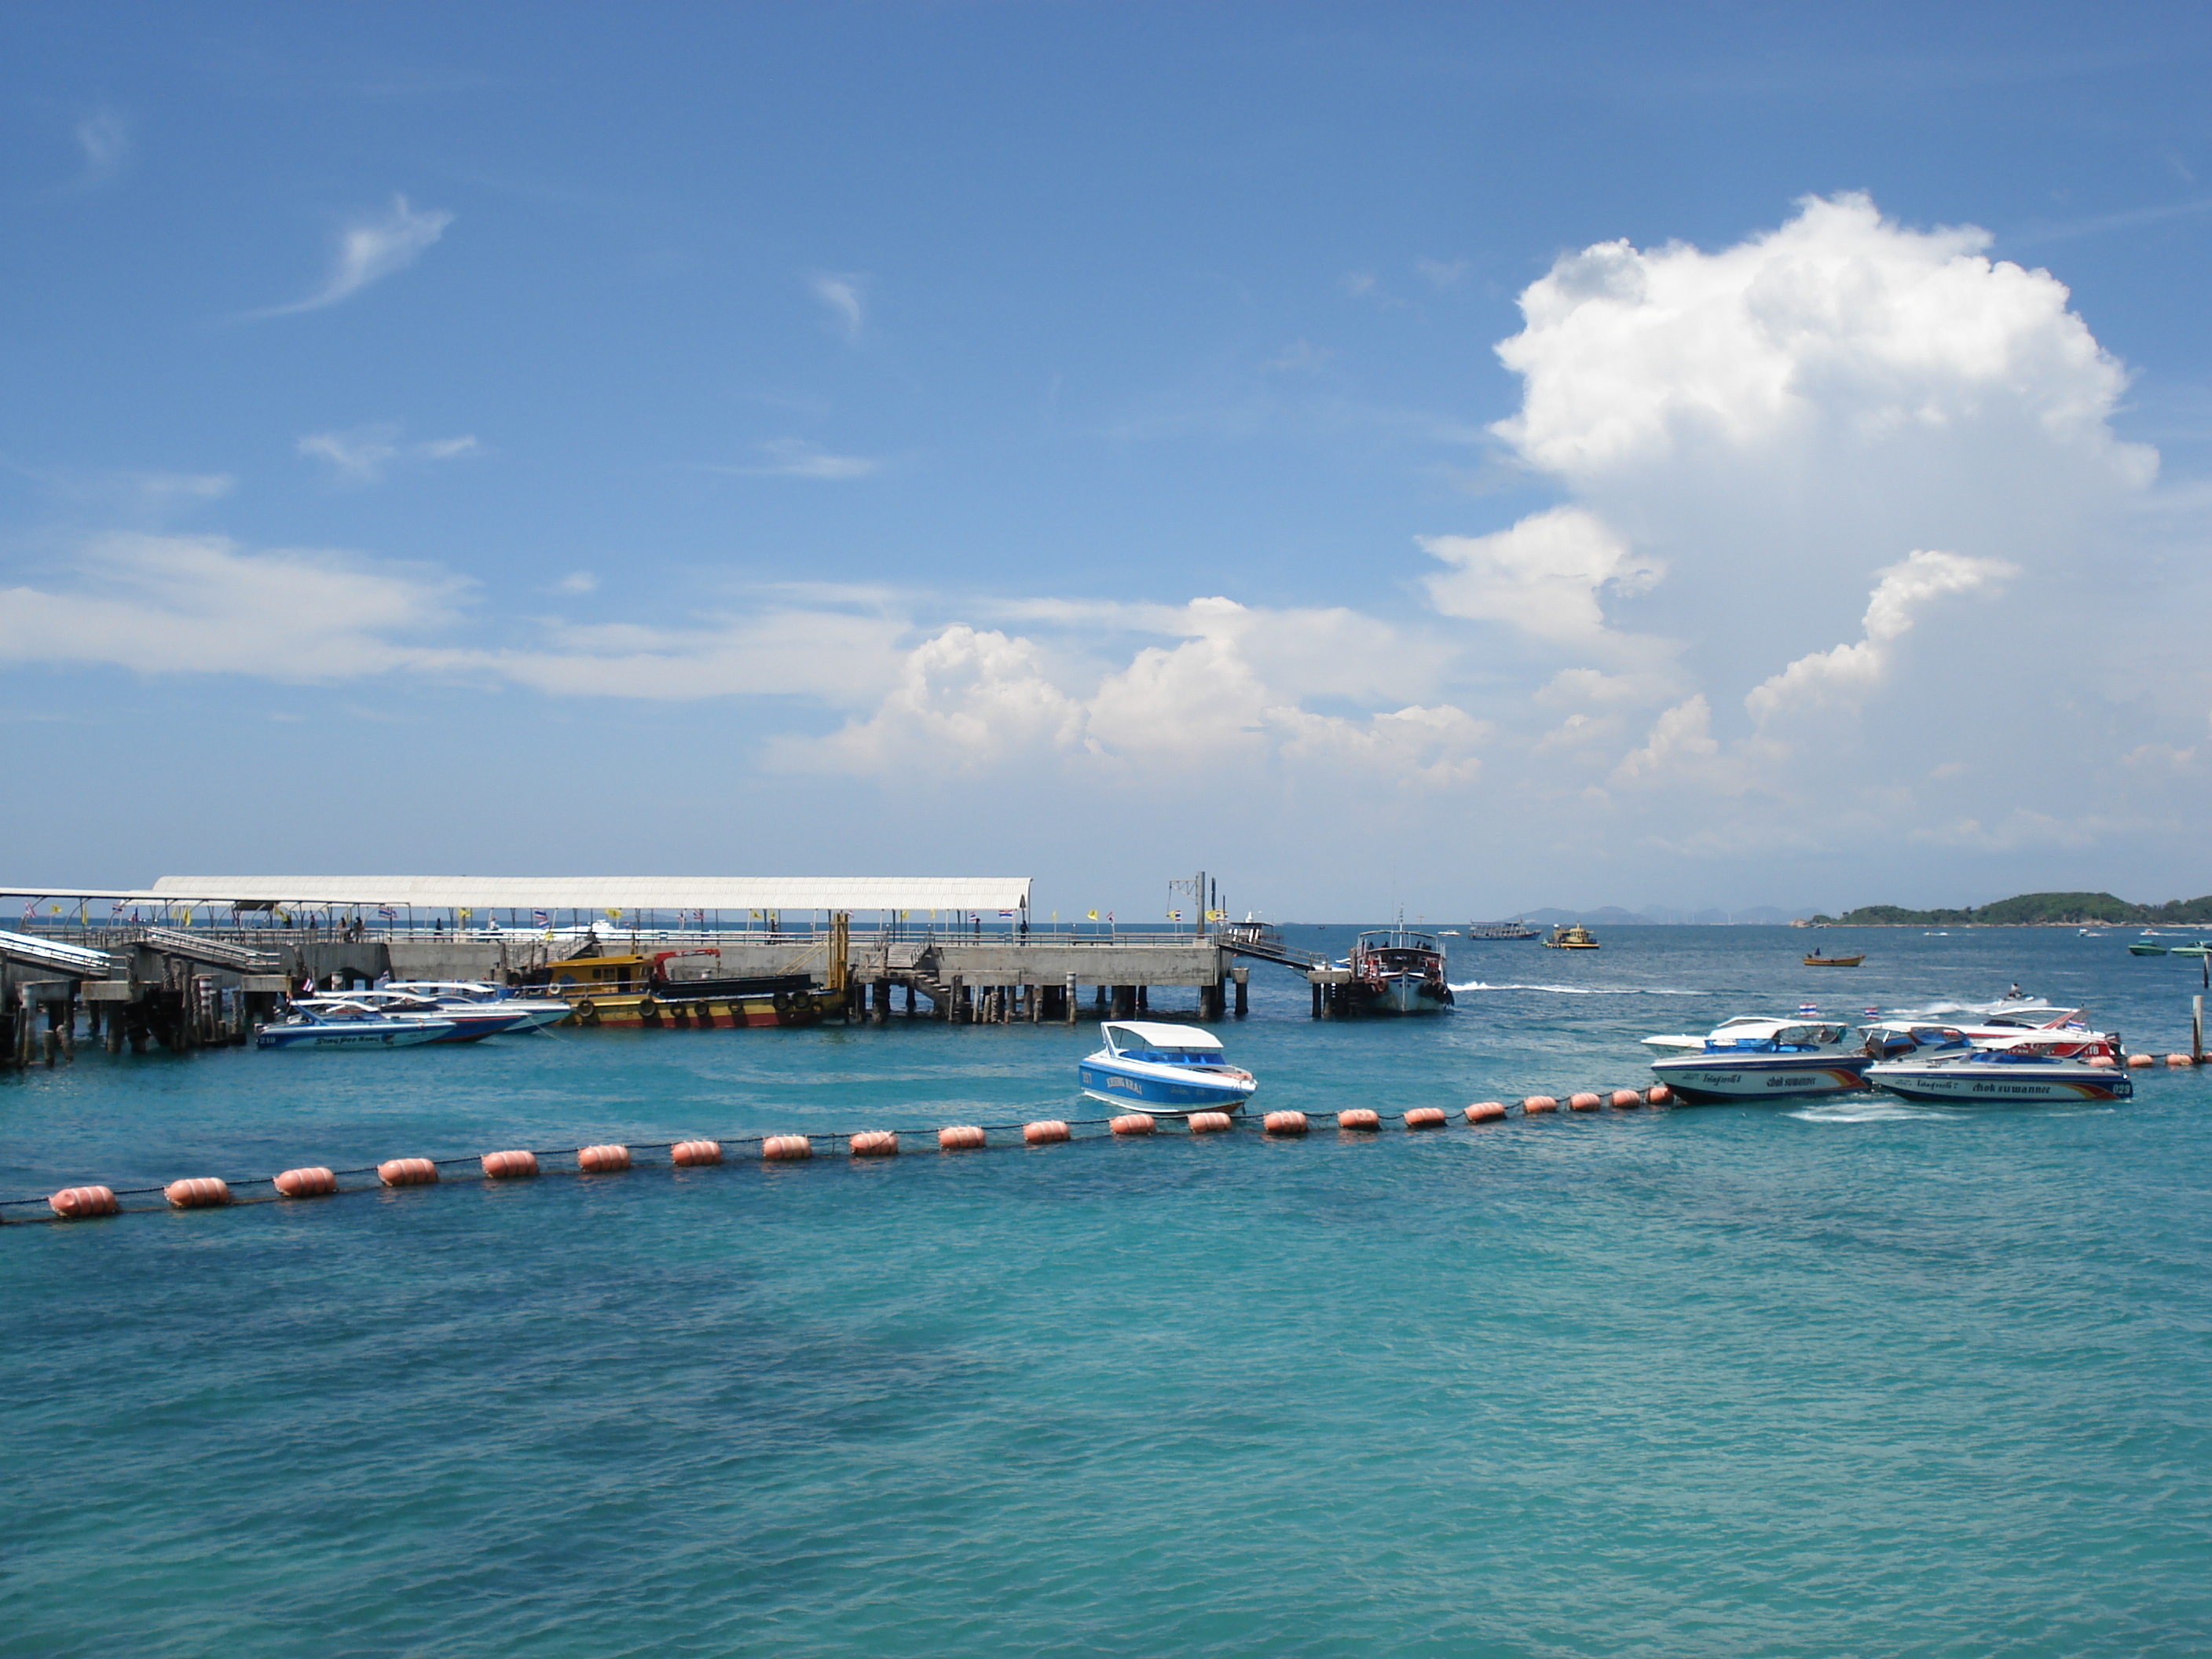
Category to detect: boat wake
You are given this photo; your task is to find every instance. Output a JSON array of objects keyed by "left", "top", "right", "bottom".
[
  {"left": 1788, "top": 1099, "right": 1958, "bottom": 1124},
  {"left": 1447, "top": 980, "right": 1702, "bottom": 996}
]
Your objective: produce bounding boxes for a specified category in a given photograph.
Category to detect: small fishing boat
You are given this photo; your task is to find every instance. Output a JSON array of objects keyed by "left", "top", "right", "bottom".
[
  {"left": 1865, "top": 1032, "right": 2132, "bottom": 1104},
  {"left": 256, "top": 1002, "right": 458, "bottom": 1050},
  {"left": 1646, "top": 1017, "right": 1872, "bottom": 1104},
  {"left": 1339, "top": 921, "right": 1454, "bottom": 1014},
  {"left": 1078, "top": 1021, "right": 1258, "bottom": 1113},
  {"left": 1543, "top": 922, "right": 1599, "bottom": 950},
  {"left": 1802, "top": 949, "right": 1865, "bottom": 967}
]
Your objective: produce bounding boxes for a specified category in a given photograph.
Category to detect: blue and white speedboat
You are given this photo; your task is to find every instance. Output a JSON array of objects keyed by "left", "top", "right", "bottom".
[
  {"left": 1646, "top": 1016, "right": 1872, "bottom": 1104},
  {"left": 257, "top": 1002, "right": 458, "bottom": 1050},
  {"left": 1078, "top": 1022, "right": 1258, "bottom": 1114}
]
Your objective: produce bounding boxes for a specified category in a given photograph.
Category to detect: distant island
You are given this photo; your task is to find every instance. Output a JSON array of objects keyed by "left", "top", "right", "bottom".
[{"left": 1807, "top": 891, "right": 2212, "bottom": 927}]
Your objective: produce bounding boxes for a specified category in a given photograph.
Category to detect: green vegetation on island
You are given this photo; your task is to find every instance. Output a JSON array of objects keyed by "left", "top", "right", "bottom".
[{"left": 1807, "top": 891, "right": 2212, "bottom": 927}]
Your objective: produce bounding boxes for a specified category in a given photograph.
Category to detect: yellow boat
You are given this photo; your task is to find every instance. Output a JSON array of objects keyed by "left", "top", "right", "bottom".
[
  {"left": 521, "top": 948, "right": 828, "bottom": 1029},
  {"left": 1543, "top": 922, "right": 1600, "bottom": 950}
]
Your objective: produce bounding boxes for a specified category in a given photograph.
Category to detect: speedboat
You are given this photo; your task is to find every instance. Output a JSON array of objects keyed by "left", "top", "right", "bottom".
[
  {"left": 1646, "top": 1016, "right": 1872, "bottom": 1104},
  {"left": 383, "top": 980, "right": 572, "bottom": 1030},
  {"left": 1078, "top": 1021, "right": 1258, "bottom": 1113},
  {"left": 1865, "top": 1032, "right": 2132, "bottom": 1104},
  {"left": 1643, "top": 1015, "right": 1814, "bottom": 1055},
  {"left": 2130, "top": 935, "right": 2169, "bottom": 956},
  {"left": 300, "top": 991, "right": 535, "bottom": 1043},
  {"left": 257, "top": 1002, "right": 458, "bottom": 1050}
]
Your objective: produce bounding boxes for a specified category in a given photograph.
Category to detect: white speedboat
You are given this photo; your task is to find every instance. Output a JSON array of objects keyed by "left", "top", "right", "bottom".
[
  {"left": 383, "top": 980, "right": 572, "bottom": 1030},
  {"left": 257, "top": 1002, "right": 458, "bottom": 1050},
  {"left": 1859, "top": 1007, "right": 2117, "bottom": 1061},
  {"left": 1865, "top": 1032, "right": 2133, "bottom": 1104},
  {"left": 1646, "top": 1017, "right": 1873, "bottom": 1104},
  {"left": 1643, "top": 1015, "right": 1813, "bottom": 1056},
  {"left": 1078, "top": 1022, "right": 1258, "bottom": 1113}
]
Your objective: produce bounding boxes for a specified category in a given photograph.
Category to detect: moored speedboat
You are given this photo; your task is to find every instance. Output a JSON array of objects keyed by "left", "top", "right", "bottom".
[
  {"left": 299, "top": 991, "right": 533, "bottom": 1043},
  {"left": 383, "top": 980, "right": 573, "bottom": 1030},
  {"left": 1078, "top": 1022, "right": 1258, "bottom": 1113},
  {"left": 257, "top": 1002, "right": 458, "bottom": 1050},
  {"left": 1646, "top": 1016, "right": 1871, "bottom": 1104},
  {"left": 1865, "top": 1033, "right": 2132, "bottom": 1104}
]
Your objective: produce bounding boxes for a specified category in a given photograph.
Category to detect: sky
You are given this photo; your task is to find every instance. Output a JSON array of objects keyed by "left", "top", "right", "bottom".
[{"left": 6, "top": 2, "right": 2212, "bottom": 921}]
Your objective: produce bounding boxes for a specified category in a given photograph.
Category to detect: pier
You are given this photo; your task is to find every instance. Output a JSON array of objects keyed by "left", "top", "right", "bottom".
[{"left": 0, "top": 872, "right": 1361, "bottom": 1065}]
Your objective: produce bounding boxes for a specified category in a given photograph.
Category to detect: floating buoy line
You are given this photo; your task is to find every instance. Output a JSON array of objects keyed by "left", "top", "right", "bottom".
[{"left": 2, "top": 1086, "right": 1683, "bottom": 1225}]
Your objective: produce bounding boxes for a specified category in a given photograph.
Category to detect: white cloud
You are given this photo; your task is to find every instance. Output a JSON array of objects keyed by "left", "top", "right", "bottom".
[
  {"left": 297, "top": 425, "right": 481, "bottom": 482},
  {"left": 1421, "top": 506, "right": 1662, "bottom": 644},
  {"left": 555, "top": 572, "right": 599, "bottom": 595},
  {"left": 734, "top": 439, "right": 879, "bottom": 479},
  {"left": 809, "top": 273, "right": 866, "bottom": 341},
  {"left": 1746, "top": 548, "right": 2015, "bottom": 721},
  {"left": 73, "top": 108, "right": 128, "bottom": 185},
  {"left": 255, "top": 195, "right": 453, "bottom": 317}
]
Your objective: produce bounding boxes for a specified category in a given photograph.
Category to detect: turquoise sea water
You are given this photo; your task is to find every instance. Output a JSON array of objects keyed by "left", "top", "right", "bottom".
[{"left": 5, "top": 925, "right": 2210, "bottom": 1656}]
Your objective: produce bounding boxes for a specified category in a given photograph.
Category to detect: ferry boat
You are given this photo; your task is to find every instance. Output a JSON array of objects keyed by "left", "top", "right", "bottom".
[
  {"left": 256, "top": 1002, "right": 458, "bottom": 1050},
  {"left": 518, "top": 946, "right": 826, "bottom": 1029},
  {"left": 1543, "top": 922, "right": 1599, "bottom": 950},
  {"left": 1646, "top": 1016, "right": 1872, "bottom": 1104},
  {"left": 1467, "top": 918, "right": 1540, "bottom": 940},
  {"left": 1078, "top": 1021, "right": 1258, "bottom": 1113},
  {"left": 1340, "top": 922, "right": 1454, "bottom": 1014},
  {"left": 1864, "top": 1032, "right": 2132, "bottom": 1104}
]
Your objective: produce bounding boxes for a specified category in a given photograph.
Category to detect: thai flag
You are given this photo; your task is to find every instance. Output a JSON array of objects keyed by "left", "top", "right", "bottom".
[
  {"left": 1797, "top": 1003, "right": 1819, "bottom": 1015},
  {"left": 533, "top": 909, "right": 551, "bottom": 925},
  {"left": 998, "top": 910, "right": 1015, "bottom": 918},
  {"left": 378, "top": 905, "right": 397, "bottom": 921}
]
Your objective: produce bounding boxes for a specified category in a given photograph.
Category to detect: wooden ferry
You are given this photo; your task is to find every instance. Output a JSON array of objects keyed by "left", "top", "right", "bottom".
[
  {"left": 519, "top": 946, "right": 829, "bottom": 1029},
  {"left": 1543, "top": 922, "right": 1599, "bottom": 950}
]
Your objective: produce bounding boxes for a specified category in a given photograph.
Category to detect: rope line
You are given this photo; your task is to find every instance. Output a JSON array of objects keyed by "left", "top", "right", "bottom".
[{"left": 1, "top": 1096, "right": 1663, "bottom": 1218}]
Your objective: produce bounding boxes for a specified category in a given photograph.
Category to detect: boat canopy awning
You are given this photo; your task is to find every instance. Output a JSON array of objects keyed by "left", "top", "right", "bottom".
[
  {"left": 123, "top": 877, "right": 1033, "bottom": 914},
  {"left": 1104, "top": 1021, "right": 1224, "bottom": 1049}
]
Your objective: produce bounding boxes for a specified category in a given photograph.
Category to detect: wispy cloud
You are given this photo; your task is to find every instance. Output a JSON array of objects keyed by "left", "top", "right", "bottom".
[
  {"left": 297, "top": 423, "right": 482, "bottom": 483},
  {"left": 2003, "top": 196, "right": 2212, "bottom": 249},
  {"left": 730, "top": 439, "right": 879, "bottom": 479},
  {"left": 1416, "top": 257, "right": 1469, "bottom": 287},
  {"left": 252, "top": 195, "right": 453, "bottom": 317},
  {"left": 73, "top": 107, "right": 129, "bottom": 185},
  {"left": 809, "top": 272, "right": 866, "bottom": 342},
  {"left": 555, "top": 572, "right": 599, "bottom": 595}
]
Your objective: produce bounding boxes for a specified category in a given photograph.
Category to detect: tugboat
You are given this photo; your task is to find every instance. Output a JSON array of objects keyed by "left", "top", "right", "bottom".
[
  {"left": 1543, "top": 921, "right": 1600, "bottom": 950},
  {"left": 1339, "top": 918, "right": 1454, "bottom": 1014}
]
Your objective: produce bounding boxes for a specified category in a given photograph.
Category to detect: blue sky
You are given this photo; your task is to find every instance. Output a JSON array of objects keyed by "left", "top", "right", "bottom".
[{"left": 6, "top": 3, "right": 2212, "bottom": 920}]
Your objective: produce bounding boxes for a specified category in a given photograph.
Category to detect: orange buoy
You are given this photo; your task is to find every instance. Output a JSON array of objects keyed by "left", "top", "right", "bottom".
[
  {"left": 1263, "top": 1110, "right": 1309, "bottom": 1136},
  {"left": 938, "top": 1125, "right": 987, "bottom": 1151},
  {"left": 2123, "top": 1053, "right": 2153, "bottom": 1069},
  {"left": 762, "top": 1134, "right": 813, "bottom": 1161},
  {"left": 1188, "top": 1111, "right": 1233, "bottom": 1133},
  {"left": 2166, "top": 1053, "right": 2195, "bottom": 1068},
  {"left": 1338, "top": 1108, "right": 1381, "bottom": 1131},
  {"left": 1568, "top": 1092, "right": 1602, "bottom": 1112},
  {"left": 165, "top": 1177, "right": 232, "bottom": 1209},
  {"left": 1109, "top": 1114, "right": 1155, "bottom": 1136},
  {"left": 1463, "top": 1101, "right": 1507, "bottom": 1123},
  {"left": 273, "top": 1166, "right": 337, "bottom": 1198},
  {"left": 1610, "top": 1089, "right": 1643, "bottom": 1109},
  {"left": 379, "top": 1158, "right": 438, "bottom": 1187},
  {"left": 2088, "top": 1055, "right": 2118, "bottom": 1069},
  {"left": 49, "top": 1185, "right": 118, "bottom": 1219},
  {"left": 1522, "top": 1095, "right": 1558, "bottom": 1115},
  {"left": 577, "top": 1144, "right": 632, "bottom": 1172},
  {"left": 481, "top": 1149, "right": 540, "bottom": 1180},
  {"left": 671, "top": 1140, "right": 723, "bottom": 1166},
  {"left": 1646, "top": 1084, "right": 1672, "bottom": 1105},
  {"left": 849, "top": 1130, "right": 899, "bottom": 1157},
  {"left": 1404, "top": 1107, "right": 1446, "bottom": 1130},
  {"left": 1024, "top": 1119, "right": 1071, "bottom": 1144}
]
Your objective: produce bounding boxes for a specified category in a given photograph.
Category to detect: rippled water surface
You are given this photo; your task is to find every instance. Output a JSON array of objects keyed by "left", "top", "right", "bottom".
[{"left": 5, "top": 927, "right": 2210, "bottom": 1655}]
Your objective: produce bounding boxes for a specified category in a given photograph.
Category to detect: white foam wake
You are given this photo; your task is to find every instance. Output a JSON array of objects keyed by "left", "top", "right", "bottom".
[{"left": 1448, "top": 980, "right": 1703, "bottom": 996}]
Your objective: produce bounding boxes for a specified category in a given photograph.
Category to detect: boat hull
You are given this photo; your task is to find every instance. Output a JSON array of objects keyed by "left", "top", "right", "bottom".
[
  {"left": 1648, "top": 1053, "right": 1873, "bottom": 1104},
  {"left": 1865, "top": 1063, "right": 2133, "bottom": 1104},
  {"left": 569, "top": 990, "right": 827, "bottom": 1030},
  {"left": 258, "top": 1021, "right": 453, "bottom": 1050},
  {"left": 1342, "top": 976, "right": 1453, "bottom": 1016},
  {"left": 1078, "top": 1059, "right": 1256, "bottom": 1112}
]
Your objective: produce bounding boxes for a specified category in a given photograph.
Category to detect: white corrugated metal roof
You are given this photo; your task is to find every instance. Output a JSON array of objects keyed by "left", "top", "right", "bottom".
[{"left": 142, "top": 876, "right": 1031, "bottom": 912}]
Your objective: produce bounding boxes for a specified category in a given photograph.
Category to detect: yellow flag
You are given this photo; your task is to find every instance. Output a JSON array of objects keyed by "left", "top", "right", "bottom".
[
  {"left": 460, "top": 907, "right": 474, "bottom": 920},
  {"left": 605, "top": 908, "right": 621, "bottom": 921},
  {"left": 1087, "top": 909, "right": 1098, "bottom": 921},
  {"left": 181, "top": 907, "right": 192, "bottom": 926}
]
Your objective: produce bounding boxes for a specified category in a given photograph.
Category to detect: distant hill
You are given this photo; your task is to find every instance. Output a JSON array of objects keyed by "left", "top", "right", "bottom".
[
  {"left": 1812, "top": 891, "right": 2212, "bottom": 926},
  {"left": 1507, "top": 905, "right": 1820, "bottom": 926}
]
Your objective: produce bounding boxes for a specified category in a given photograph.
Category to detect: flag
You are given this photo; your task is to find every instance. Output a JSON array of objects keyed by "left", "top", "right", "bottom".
[
  {"left": 605, "top": 908, "right": 621, "bottom": 921},
  {"left": 1086, "top": 909, "right": 1098, "bottom": 921},
  {"left": 998, "top": 909, "right": 1015, "bottom": 918},
  {"left": 899, "top": 910, "right": 909, "bottom": 921},
  {"left": 533, "top": 909, "right": 550, "bottom": 925},
  {"left": 460, "top": 908, "right": 474, "bottom": 921},
  {"left": 20, "top": 899, "right": 33, "bottom": 919},
  {"left": 379, "top": 905, "right": 397, "bottom": 921},
  {"left": 1169, "top": 910, "right": 1181, "bottom": 921}
]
